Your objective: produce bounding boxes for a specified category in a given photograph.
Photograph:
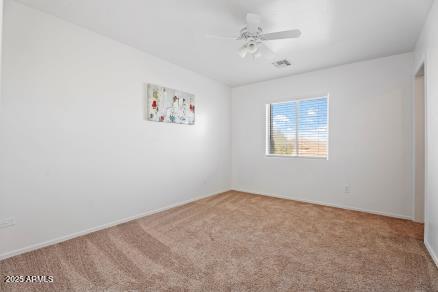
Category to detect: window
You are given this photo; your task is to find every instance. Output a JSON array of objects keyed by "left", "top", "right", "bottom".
[{"left": 266, "top": 96, "right": 329, "bottom": 158}]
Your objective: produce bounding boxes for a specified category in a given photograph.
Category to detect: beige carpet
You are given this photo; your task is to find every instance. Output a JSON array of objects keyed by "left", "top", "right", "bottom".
[{"left": 1, "top": 191, "right": 437, "bottom": 291}]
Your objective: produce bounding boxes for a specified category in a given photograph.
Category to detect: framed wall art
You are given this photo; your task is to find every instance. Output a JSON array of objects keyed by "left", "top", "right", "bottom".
[{"left": 146, "top": 84, "right": 195, "bottom": 125}]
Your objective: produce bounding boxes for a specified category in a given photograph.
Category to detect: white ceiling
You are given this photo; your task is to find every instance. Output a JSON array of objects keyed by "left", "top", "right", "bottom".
[{"left": 16, "top": 0, "right": 433, "bottom": 87}]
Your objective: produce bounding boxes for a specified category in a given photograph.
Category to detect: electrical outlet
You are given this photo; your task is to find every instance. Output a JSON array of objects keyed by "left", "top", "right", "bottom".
[
  {"left": 344, "top": 185, "right": 351, "bottom": 194},
  {"left": 0, "top": 217, "right": 16, "bottom": 229}
]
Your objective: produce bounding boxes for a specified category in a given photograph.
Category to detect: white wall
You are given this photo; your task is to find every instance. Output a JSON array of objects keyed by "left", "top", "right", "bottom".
[
  {"left": 0, "top": 1, "right": 231, "bottom": 258},
  {"left": 414, "top": 75, "right": 425, "bottom": 223},
  {"left": 415, "top": 0, "right": 438, "bottom": 266},
  {"left": 0, "top": 0, "right": 3, "bottom": 111},
  {"left": 232, "top": 53, "right": 414, "bottom": 219}
]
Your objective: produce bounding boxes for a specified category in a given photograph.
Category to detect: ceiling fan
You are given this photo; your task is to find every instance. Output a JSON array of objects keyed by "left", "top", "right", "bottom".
[{"left": 207, "top": 13, "right": 301, "bottom": 60}]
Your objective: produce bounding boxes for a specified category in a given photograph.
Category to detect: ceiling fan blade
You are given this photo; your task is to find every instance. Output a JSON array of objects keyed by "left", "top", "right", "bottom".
[
  {"left": 205, "top": 34, "right": 238, "bottom": 40},
  {"left": 246, "top": 13, "right": 261, "bottom": 34},
  {"left": 255, "top": 43, "right": 276, "bottom": 60},
  {"left": 261, "top": 29, "right": 302, "bottom": 41}
]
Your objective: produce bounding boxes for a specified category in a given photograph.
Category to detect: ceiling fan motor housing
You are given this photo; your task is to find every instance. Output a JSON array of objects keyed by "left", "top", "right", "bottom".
[{"left": 239, "top": 26, "right": 263, "bottom": 40}]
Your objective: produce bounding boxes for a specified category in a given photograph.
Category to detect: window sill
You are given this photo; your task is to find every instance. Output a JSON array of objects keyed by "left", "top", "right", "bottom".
[{"left": 265, "top": 154, "right": 328, "bottom": 160}]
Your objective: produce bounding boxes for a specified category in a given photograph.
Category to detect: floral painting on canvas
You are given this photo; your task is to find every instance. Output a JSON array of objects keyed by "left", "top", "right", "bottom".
[{"left": 146, "top": 84, "right": 195, "bottom": 125}]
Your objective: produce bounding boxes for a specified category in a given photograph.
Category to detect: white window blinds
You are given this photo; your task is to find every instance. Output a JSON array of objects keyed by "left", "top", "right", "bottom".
[{"left": 267, "top": 97, "right": 328, "bottom": 158}]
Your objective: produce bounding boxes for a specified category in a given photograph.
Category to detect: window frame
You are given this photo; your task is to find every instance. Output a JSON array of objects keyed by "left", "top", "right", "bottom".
[{"left": 265, "top": 95, "right": 330, "bottom": 160}]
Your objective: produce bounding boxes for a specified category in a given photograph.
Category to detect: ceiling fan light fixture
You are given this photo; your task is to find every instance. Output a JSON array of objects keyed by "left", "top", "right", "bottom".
[
  {"left": 239, "top": 41, "right": 259, "bottom": 58},
  {"left": 247, "top": 41, "right": 258, "bottom": 54},
  {"left": 254, "top": 50, "right": 263, "bottom": 59},
  {"left": 238, "top": 44, "right": 249, "bottom": 58}
]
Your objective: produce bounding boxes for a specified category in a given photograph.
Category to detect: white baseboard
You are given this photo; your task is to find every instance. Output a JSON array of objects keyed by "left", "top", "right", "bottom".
[
  {"left": 232, "top": 189, "right": 413, "bottom": 221},
  {"left": 425, "top": 239, "right": 438, "bottom": 268},
  {"left": 0, "top": 190, "right": 231, "bottom": 261}
]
